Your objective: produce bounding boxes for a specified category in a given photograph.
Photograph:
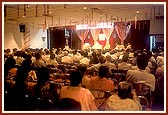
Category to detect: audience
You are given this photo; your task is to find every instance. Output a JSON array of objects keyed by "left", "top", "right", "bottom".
[
  {"left": 3, "top": 46, "right": 164, "bottom": 111},
  {"left": 105, "top": 81, "right": 142, "bottom": 111},
  {"left": 59, "top": 70, "right": 98, "bottom": 111},
  {"left": 89, "top": 65, "right": 114, "bottom": 110},
  {"left": 126, "top": 53, "right": 156, "bottom": 91},
  {"left": 58, "top": 98, "right": 82, "bottom": 111},
  {"left": 32, "top": 52, "right": 46, "bottom": 69}
]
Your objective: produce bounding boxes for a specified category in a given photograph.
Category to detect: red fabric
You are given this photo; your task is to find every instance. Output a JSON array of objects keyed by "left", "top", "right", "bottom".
[{"left": 115, "top": 22, "right": 131, "bottom": 44}]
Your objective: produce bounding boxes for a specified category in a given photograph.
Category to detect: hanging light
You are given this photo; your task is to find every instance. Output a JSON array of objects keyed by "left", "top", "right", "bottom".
[
  {"left": 22, "top": 4, "right": 26, "bottom": 17},
  {"left": 43, "top": 17, "right": 47, "bottom": 31},
  {"left": 36, "top": 5, "right": 38, "bottom": 17}
]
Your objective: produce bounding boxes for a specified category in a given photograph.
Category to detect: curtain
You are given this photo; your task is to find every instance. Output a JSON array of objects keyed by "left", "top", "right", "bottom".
[
  {"left": 102, "top": 28, "right": 114, "bottom": 43},
  {"left": 75, "top": 29, "right": 89, "bottom": 49},
  {"left": 115, "top": 22, "right": 131, "bottom": 44},
  {"left": 90, "top": 28, "right": 101, "bottom": 44}
]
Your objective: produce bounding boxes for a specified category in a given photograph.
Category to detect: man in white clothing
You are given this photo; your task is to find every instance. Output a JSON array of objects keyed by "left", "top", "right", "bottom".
[{"left": 126, "top": 53, "right": 155, "bottom": 91}]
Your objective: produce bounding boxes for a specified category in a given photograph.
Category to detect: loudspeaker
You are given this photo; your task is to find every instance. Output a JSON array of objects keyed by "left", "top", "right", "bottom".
[{"left": 19, "top": 24, "right": 25, "bottom": 32}]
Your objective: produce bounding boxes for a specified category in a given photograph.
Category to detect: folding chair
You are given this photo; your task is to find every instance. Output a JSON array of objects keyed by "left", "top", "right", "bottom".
[
  {"left": 133, "top": 81, "right": 152, "bottom": 108},
  {"left": 90, "top": 89, "right": 111, "bottom": 110}
]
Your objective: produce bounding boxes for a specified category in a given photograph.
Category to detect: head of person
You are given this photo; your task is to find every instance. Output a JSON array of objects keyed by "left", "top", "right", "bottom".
[
  {"left": 118, "top": 81, "right": 133, "bottom": 99},
  {"left": 133, "top": 51, "right": 139, "bottom": 58},
  {"left": 50, "top": 53, "right": 56, "bottom": 60},
  {"left": 106, "top": 55, "right": 112, "bottom": 62},
  {"left": 122, "top": 53, "right": 129, "bottom": 62},
  {"left": 58, "top": 98, "right": 81, "bottom": 111},
  {"left": 36, "top": 67, "right": 50, "bottom": 85},
  {"left": 77, "top": 64, "right": 87, "bottom": 76},
  {"left": 35, "top": 52, "right": 42, "bottom": 60},
  {"left": 137, "top": 53, "right": 149, "bottom": 70},
  {"left": 98, "top": 55, "right": 106, "bottom": 64},
  {"left": 99, "top": 65, "right": 109, "bottom": 78},
  {"left": 70, "top": 70, "right": 83, "bottom": 87}
]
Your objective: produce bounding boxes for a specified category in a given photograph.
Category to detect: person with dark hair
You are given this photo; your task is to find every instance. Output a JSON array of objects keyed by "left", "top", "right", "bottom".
[
  {"left": 4, "top": 56, "right": 16, "bottom": 78},
  {"left": 11, "top": 61, "right": 32, "bottom": 110},
  {"left": 77, "top": 64, "right": 91, "bottom": 89},
  {"left": 126, "top": 54, "right": 155, "bottom": 91},
  {"left": 118, "top": 52, "right": 132, "bottom": 70},
  {"left": 105, "top": 81, "right": 142, "bottom": 111},
  {"left": 32, "top": 52, "right": 46, "bottom": 70},
  {"left": 89, "top": 51, "right": 99, "bottom": 66},
  {"left": 31, "top": 67, "right": 59, "bottom": 110},
  {"left": 45, "top": 53, "right": 58, "bottom": 67},
  {"left": 58, "top": 98, "right": 82, "bottom": 111},
  {"left": 87, "top": 55, "right": 106, "bottom": 72},
  {"left": 79, "top": 50, "right": 90, "bottom": 67},
  {"left": 59, "top": 70, "right": 97, "bottom": 111},
  {"left": 89, "top": 65, "right": 114, "bottom": 110},
  {"left": 146, "top": 51, "right": 157, "bottom": 75}
]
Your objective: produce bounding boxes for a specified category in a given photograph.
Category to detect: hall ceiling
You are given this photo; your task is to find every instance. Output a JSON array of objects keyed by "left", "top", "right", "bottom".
[{"left": 4, "top": 2, "right": 164, "bottom": 28}]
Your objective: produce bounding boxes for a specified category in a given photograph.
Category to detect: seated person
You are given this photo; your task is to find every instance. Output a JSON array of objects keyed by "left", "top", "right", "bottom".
[
  {"left": 118, "top": 53, "right": 132, "bottom": 70},
  {"left": 77, "top": 64, "right": 91, "bottom": 89},
  {"left": 59, "top": 70, "right": 98, "bottom": 111},
  {"left": 89, "top": 65, "right": 114, "bottom": 110},
  {"left": 105, "top": 81, "right": 142, "bottom": 111},
  {"left": 58, "top": 98, "right": 81, "bottom": 111},
  {"left": 126, "top": 53, "right": 155, "bottom": 91}
]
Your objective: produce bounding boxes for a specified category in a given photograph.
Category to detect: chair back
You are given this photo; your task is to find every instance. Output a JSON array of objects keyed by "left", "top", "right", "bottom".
[
  {"left": 137, "top": 96, "right": 149, "bottom": 110},
  {"left": 90, "top": 89, "right": 111, "bottom": 110},
  {"left": 133, "top": 81, "right": 152, "bottom": 108}
]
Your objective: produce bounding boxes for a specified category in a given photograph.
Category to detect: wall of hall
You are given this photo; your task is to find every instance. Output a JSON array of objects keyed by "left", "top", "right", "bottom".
[
  {"left": 4, "top": 18, "right": 164, "bottom": 51},
  {"left": 4, "top": 22, "right": 47, "bottom": 51}
]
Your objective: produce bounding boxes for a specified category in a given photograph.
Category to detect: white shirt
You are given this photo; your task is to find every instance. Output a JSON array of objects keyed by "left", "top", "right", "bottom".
[
  {"left": 59, "top": 86, "right": 97, "bottom": 111},
  {"left": 126, "top": 69, "right": 155, "bottom": 91}
]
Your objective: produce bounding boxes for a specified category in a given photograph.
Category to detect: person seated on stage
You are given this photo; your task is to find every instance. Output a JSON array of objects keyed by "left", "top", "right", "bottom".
[
  {"left": 114, "top": 43, "right": 119, "bottom": 50},
  {"left": 105, "top": 81, "right": 142, "bottom": 111},
  {"left": 59, "top": 70, "right": 98, "bottom": 111},
  {"left": 126, "top": 53, "right": 156, "bottom": 91},
  {"left": 118, "top": 44, "right": 126, "bottom": 51},
  {"left": 92, "top": 41, "right": 102, "bottom": 50},
  {"left": 125, "top": 43, "right": 132, "bottom": 51},
  {"left": 104, "top": 43, "right": 111, "bottom": 50}
]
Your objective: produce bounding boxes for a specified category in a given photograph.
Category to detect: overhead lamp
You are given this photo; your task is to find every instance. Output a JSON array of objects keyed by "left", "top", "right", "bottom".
[
  {"left": 136, "top": 10, "right": 139, "bottom": 14},
  {"left": 83, "top": 6, "right": 87, "bottom": 10}
]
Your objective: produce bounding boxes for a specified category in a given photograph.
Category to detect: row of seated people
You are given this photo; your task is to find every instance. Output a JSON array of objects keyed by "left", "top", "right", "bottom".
[{"left": 4, "top": 48, "right": 164, "bottom": 111}]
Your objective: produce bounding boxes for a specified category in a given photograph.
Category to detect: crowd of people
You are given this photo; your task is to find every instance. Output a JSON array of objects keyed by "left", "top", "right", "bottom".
[{"left": 4, "top": 45, "right": 164, "bottom": 111}]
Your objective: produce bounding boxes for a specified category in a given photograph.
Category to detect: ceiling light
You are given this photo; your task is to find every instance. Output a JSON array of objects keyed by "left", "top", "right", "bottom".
[
  {"left": 136, "top": 10, "right": 139, "bottom": 14},
  {"left": 83, "top": 6, "right": 87, "bottom": 10}
]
